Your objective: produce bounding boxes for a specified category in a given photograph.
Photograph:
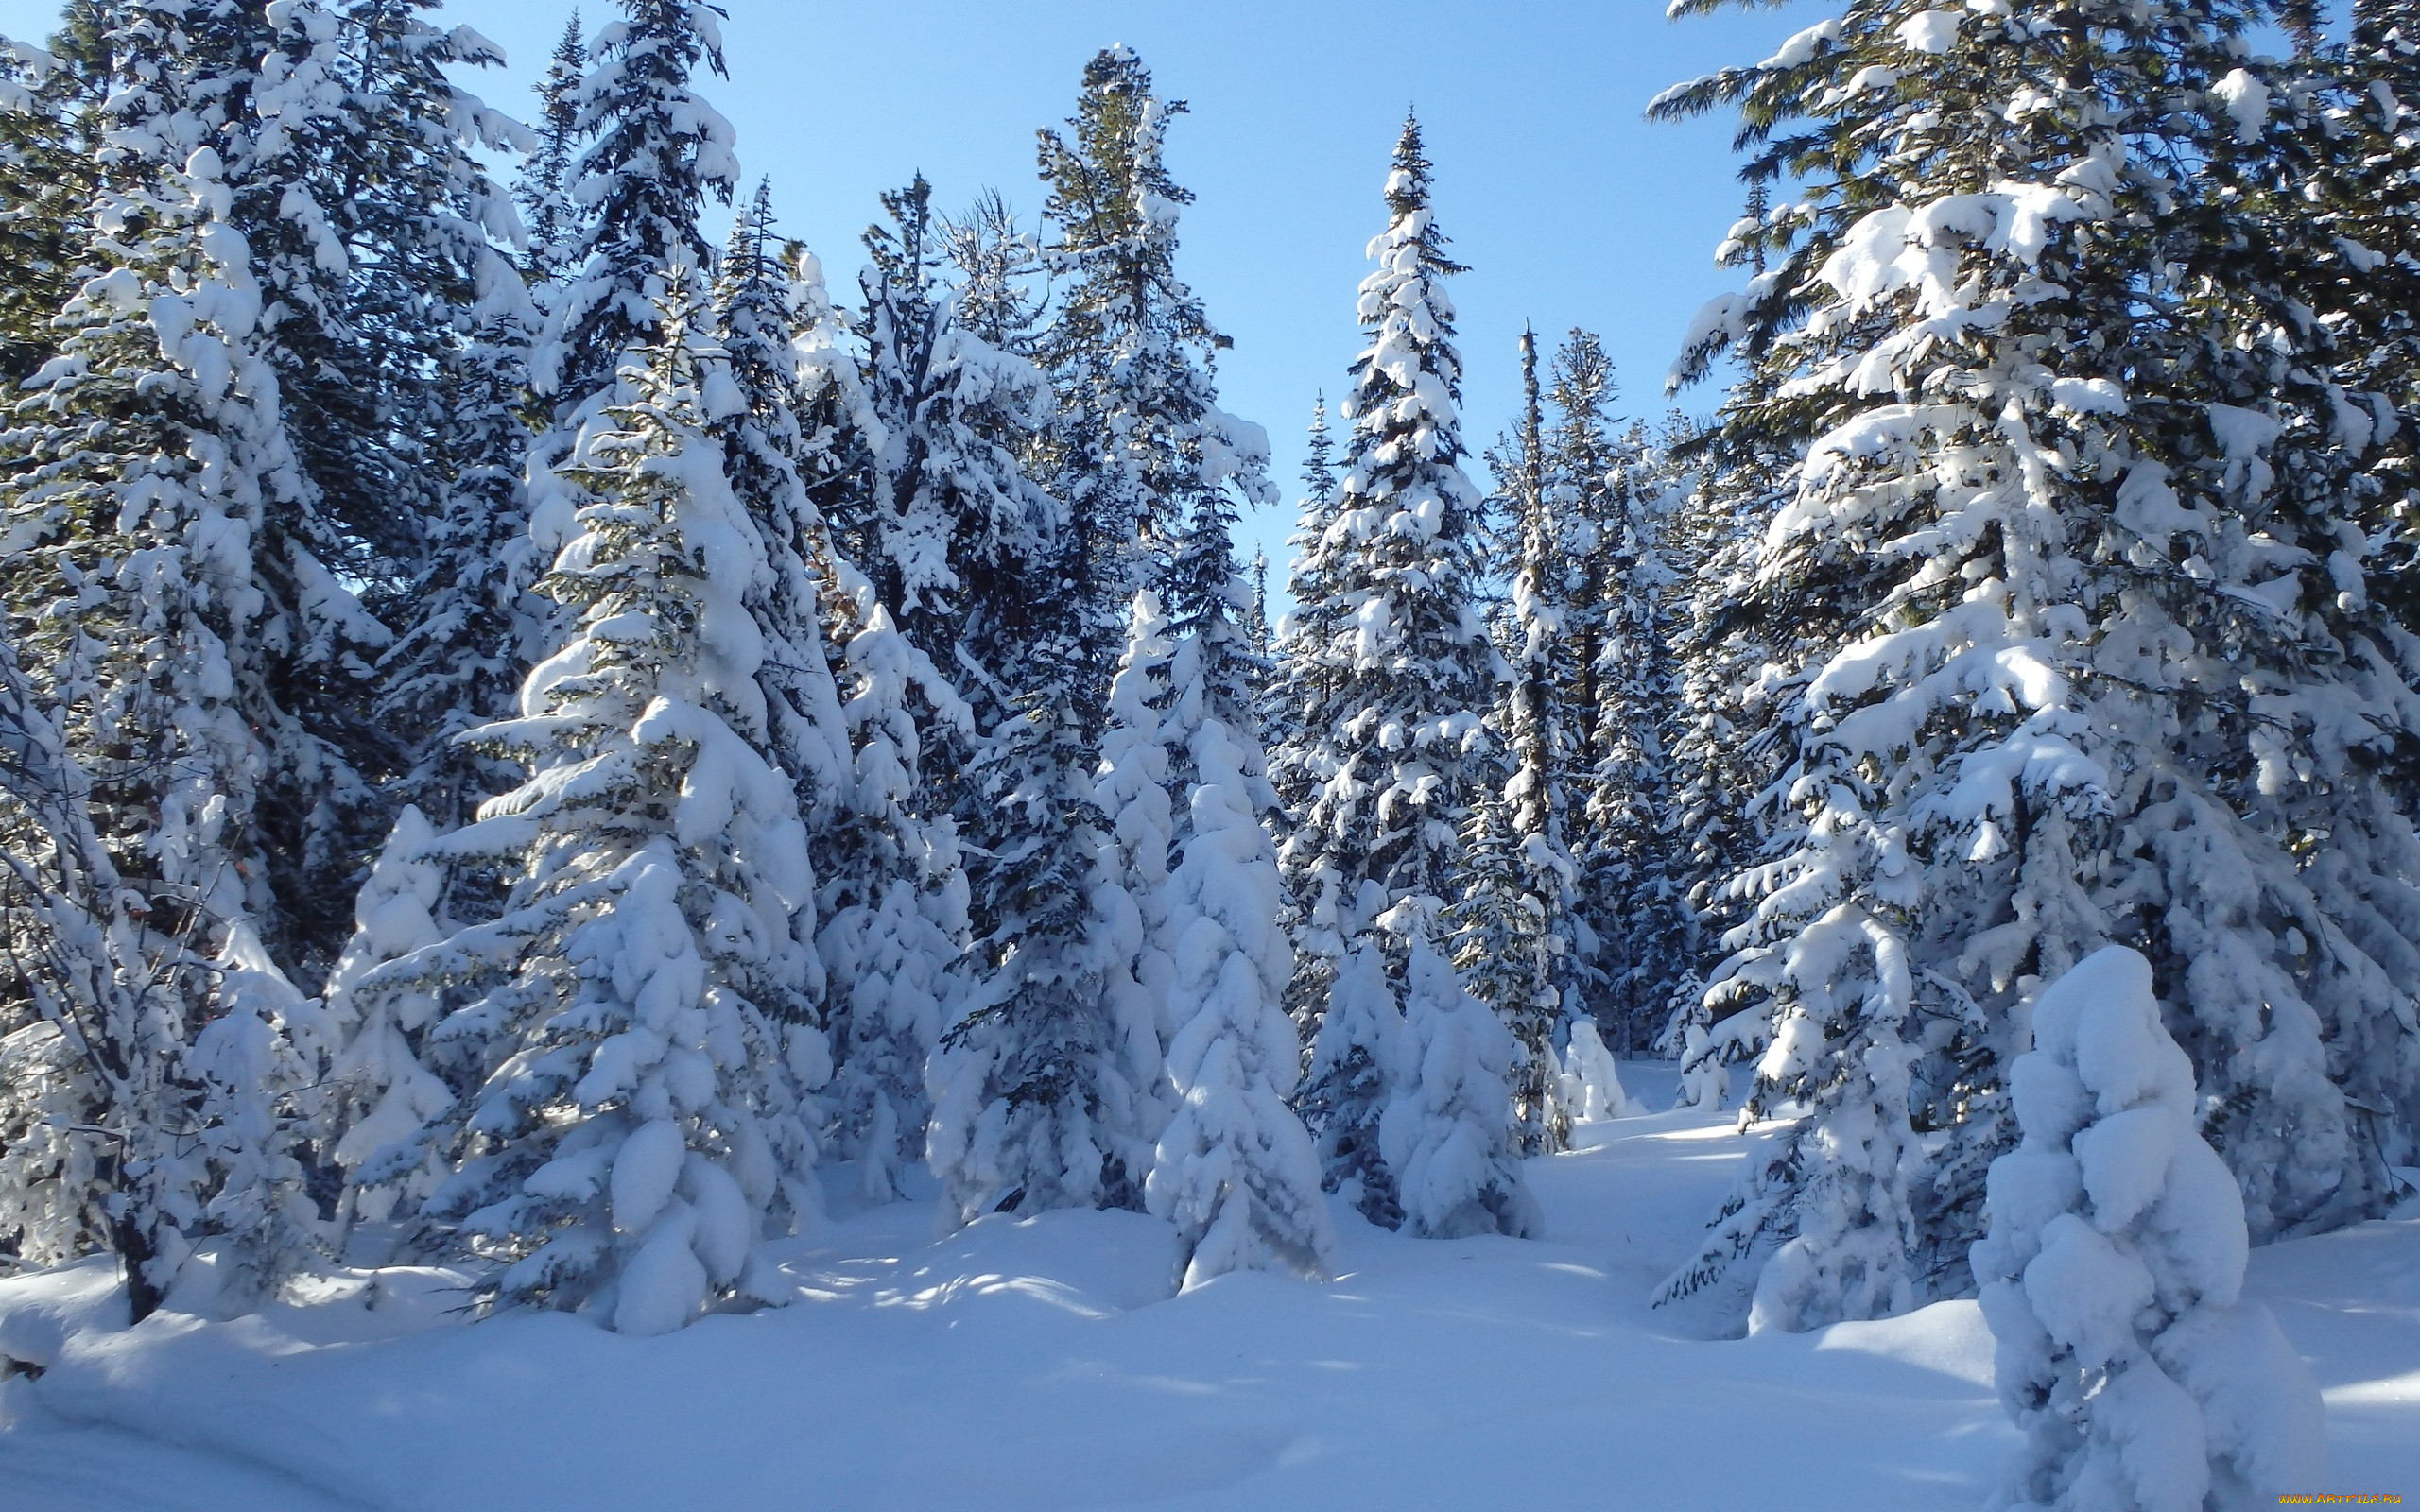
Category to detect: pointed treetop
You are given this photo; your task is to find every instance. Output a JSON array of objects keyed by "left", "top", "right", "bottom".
[
  {"left": 1302, "top": 394, "right": 1336, "bottom": 506},
  {"left": 725, "top": 177, "right": 780, "bottom": 282},
  {"left": 1375, "top": 112, "right": 1464, "bottom": 274}
]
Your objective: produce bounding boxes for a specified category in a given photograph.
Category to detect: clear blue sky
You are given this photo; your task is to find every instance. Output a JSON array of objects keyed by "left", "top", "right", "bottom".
[{"left": 0, "top": 0, "right": 1820, "bottom": 574}]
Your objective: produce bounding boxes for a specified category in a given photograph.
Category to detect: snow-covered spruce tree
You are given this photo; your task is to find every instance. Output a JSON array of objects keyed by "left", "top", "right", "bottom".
[
  {"left": 314, "top": 805, "right": 454, "bottom": 1229},
  {"left": 1973, "top": 947, "right": 2325, "bottom": 1509},
  {"left": 2301, "top": 7, "right": 2420, "bottom": 766},
  {"left": 0, "top": 46, "right": 359, "bottom": 1298},
  {"left": 243, "top": 0, "right": 529, "bottom": 575},
  {"left": 1380, "top": 933, "right": 1538, "bottom": 1240},
  {"left": 1036, "top": 44, "right": 1273, "bottom": 665},
  {"left": 925, "top": 619, "right": 1163, "bottom": 1224},
  {"left": 9, "top": 0, "right": 405, "bottom": 985},
  {"left": 893, "top": 174, "right": 1177, "bottom": 1227},
  {"left": 375, "top": 287, "right": 547, "bottom": 839},
  {"left": 817, "top": 563, "right": 972, "bottom": 1201},
  {"left": 515, "top": 11, "right": 588, "bottom": 284},
  {"left": 1243, "top": 545, "right": 1274, "bottom": 663},
  {"left": 528, "top": 0, "right": 735, "bottom": 558},
  {"left": 132, "top": 0, "right": 530, "bottom": 975},
  {"left": 1143, "top": 468, "right": 1331, "bottom": 1281},
  {"left": 1301, "top": 943, "right": 1404, "bottom": 1226},
  {"left": 345, "top": 297, "right": 827, "bottom": 1333},
  {"left": 0, "top": 639, "right": 202, "bottom": 1315},
  {"left": 1657, "top": 425, "right": 1793, "bottom": 1058},
  {"left": 1148, "top": 692, "right": 1334, "bottom": 1281},
  {"left": 708, "top": 180, "right": 968, "bottom": 1201},
  {"left": 709, "top": 179, "right": 854, "bottom": 819},
  {"left": 1093, "top": 590, "right": 1178, "bottom": 1113},
  {"left": 1573, "top": 416, "right": 1692, "bottom": 1054},
  {"left": 848, "top": 174, "right": 1059, "bottom": 690},
  {"left": 1651, "top": 0, "right": 2420, "bottom": 1332},
  {"left": 1265, "top": 394, "right": 1342, "bottom": 957},
  {"left": 1447, "top": 785, "right": 1565, "bottom": 1156},
  {"left": 1275, "top": 117, "right": 1506, "bottom": 1220},
  {"left": 321, "top": 295, "right": 548, "bottom": 1219},
  {"left": 1478, "top": 327, "right": 1580, "bottom": 1152}
]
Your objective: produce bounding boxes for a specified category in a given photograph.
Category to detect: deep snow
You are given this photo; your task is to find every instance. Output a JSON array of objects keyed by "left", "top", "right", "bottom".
[{"left": 1, "top": 1063, "right": 2412, "bottom": 1511}]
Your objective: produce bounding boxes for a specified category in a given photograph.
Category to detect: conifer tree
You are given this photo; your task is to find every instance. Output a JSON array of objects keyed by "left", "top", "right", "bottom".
[
  {"left": 1652, "top": 0, "right": 2420, "bottom": 1332},
  {"left": 1274, "top": 117, "right": 1506, "bottom": 1220},
  {"left": 818, "top": 564, "right": 971, "bottom": 1201},
  {"left": 1447, "top": 786, "right": 1564, "bottom": 1155},
  {"left": 1036, "top": 44, "right": 1273, "bottom": 706},
  {"left": 1147, "top": 490, "right": 1330, "bottom": 1282},
  {"left": 924, "top": 605, "right": 1162, "bottom": 1223},
  {"left": 374, "top": 290, "right": 547, "bottom": 841},
  {"left": 848, "top": 175, "right": 1059, "bottom": 690},
  {"left": 528, "top": 0, "right": 736, "bottom": 558},
  {"left": 1266, "top": 397, "right": 1341, "bottom": 915},
  {"left": 1482, "top": 328, "right": 1581, "bottom": 1149},
  {"left": 516, "top": 12, "right": 589, "bottom": 284},
  {"left": 0, "top": 19, "right": 361, "bottom": 1297},
  {"left": 709, "top": 179, "right": 854, "bottom": 815},
  {"left": 1973, "top": 948, "right": 2326, "bottom": 1507},
  {"left": 344, "top": 295, "right": 827, "bottom": 1332},
  {"left": 1382, "top": 933, "right": 1537, "bottom": 1240}
]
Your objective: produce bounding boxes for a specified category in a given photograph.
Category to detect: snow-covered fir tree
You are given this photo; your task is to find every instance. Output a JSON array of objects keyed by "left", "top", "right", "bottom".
[
  {"left": 0, "top": 33, "right": 362, "bottom": 1299},
  {"left": 375, "top": 284, "right": 547, "bottom": 840},
  {"left": 341, "top": 296, "right": 828, "bottom": 1333},
  {"left": 1093, "top": 590, "right": 1178, "bottom": 1104},
  {"left": 848, "top": 174, "right": 1058, "bottom": 688},
  {"left": 1300, "top": 943, "right": 1403, "bottom": 1226},
  {"left": 1478, "top": 328, "right": 1580, "bottom": 1151},
  {"left": 817, "top": 564, "right": 971, "bottom": 1201},
  {"left": 1144, "top": 458, "right": 1330, "bottom": 1281},
  {"left": 1273, "top": 117, "right": 1506, "bottom": 1218},
  {"left": 1446, "top": 786, "right": 1564, "bottom": 1156},
  {"left": 700, "top": 180, "right": 967, "bottom": 1202},
  {"left": 2302, "top": 5, "right": 2420, "bottom": 765},
  {"left": 708, "top": 179, "right": 854, "bottom": 818},
  {"left": 1653, "top": 0, "right": 2420, "bottom": 1333},
  {"left": 1973, "top": 947, "right": 2326, "bottom": 1507},
  {"left": 528, "top": 0, "right": 736, "bottom": 562},
  {"left": 1573, "top": 416, "right": 1693, "bottom": 1055},
  {"left": 1036, "top": 44, "right": 1273, "bottom": 695},
  {"left": 911, "top": 219, "right": 1171, "bottom": 1228},
  {"left": 1265, "top": 395, "right": 1342, "bottom": 947},
  {"left": 1381, "top": 933, "right": 1537, "bottom": 1240},
  {"left": 924, "top": 619, "right": 1164, "bottom": 1223},
  {"left": 515, "top": 11, "right": 589, "bottom": 284}
]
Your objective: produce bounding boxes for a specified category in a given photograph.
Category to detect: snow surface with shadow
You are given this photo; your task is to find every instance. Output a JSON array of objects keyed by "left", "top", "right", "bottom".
[{"left": 1, "top": 1060, "right": 2412, "bottom": 1511}]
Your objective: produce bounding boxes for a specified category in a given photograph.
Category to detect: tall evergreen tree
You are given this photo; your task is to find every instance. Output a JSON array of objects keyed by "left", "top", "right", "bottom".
[
  {"left": 1651, "top": 0, "right": 2420, "bottom": 1334},
  {"left": 0, "top": 12, "right": 370, "bottom": 1298},
  {"left": 1481, "top": 328, "right": 1581, "bottom": 1150},
  {"left": 1145, "top": 468, "right": 1331, "bottom": 1281},
  {"left": 343, "top": 294, "right": 828, "bottom": 1332},
  {"left": 1036, "top": 44, "right": 1273, "bottom": 717},
  {"left": 528, "top": 0, "right": 735, "bottom": 556},
  {"left": 516, "top": 12, "right": 589, "bottom": 284},
  {"left": 1276, "top": 117, "right": 1508, "bottom": 1224},
  {"left": 373, "top": 288, "right": 546, "bottom": 843},
  {"left": 848, "top": 175, "right": 1058, "bottom": 684}
]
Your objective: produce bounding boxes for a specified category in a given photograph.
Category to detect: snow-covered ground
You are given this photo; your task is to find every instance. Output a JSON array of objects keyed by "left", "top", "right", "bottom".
[{"left": 2, "top": 1062, "right": 2412, "bottom": 1511}]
